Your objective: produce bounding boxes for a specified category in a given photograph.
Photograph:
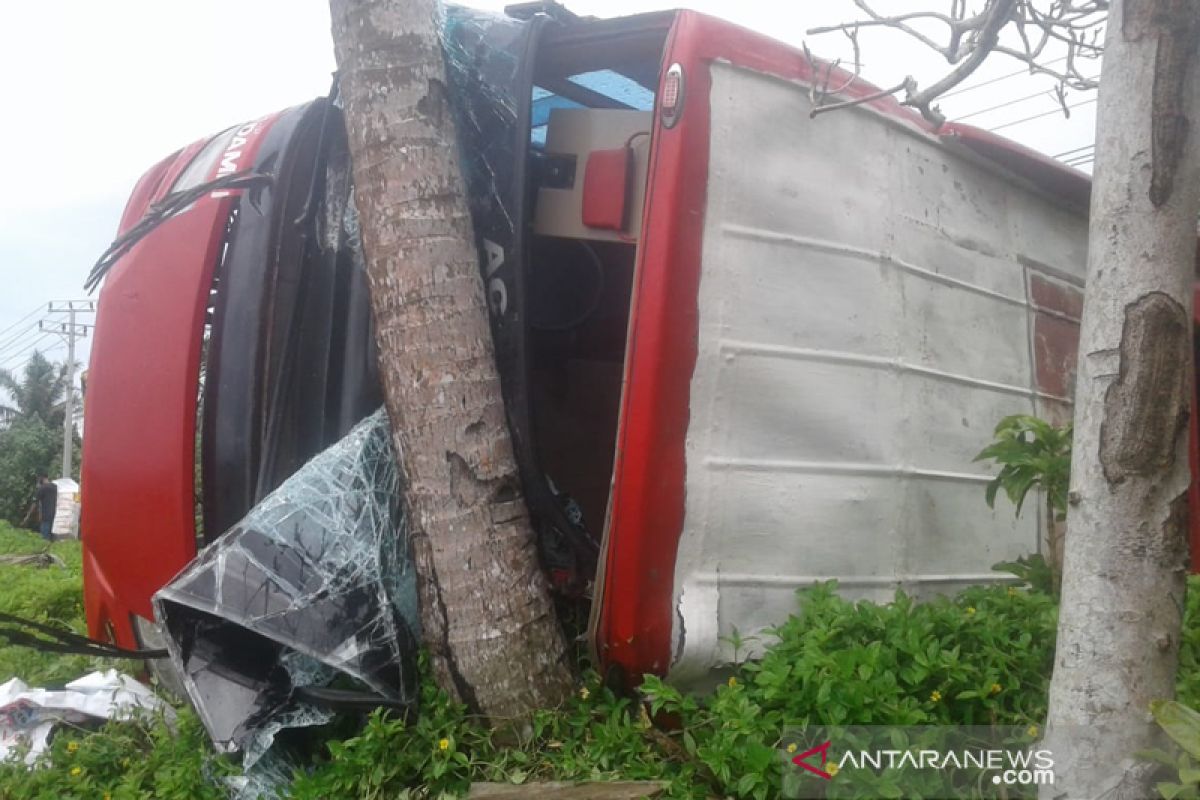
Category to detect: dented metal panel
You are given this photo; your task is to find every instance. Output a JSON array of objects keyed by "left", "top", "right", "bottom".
[{"left": 668, "top": 61, "right": 1089, "bottom": 683}]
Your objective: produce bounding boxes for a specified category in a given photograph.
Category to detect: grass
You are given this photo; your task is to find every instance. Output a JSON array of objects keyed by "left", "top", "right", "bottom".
[
  {"left": 0, "top": 520, "right": 231, "bottom": 799},
  {"left": 0, "top": 515, "right": 1197, "bottom": 798},
  {"left": 0, "top": 522, "right": 104, "bottom": 685}
]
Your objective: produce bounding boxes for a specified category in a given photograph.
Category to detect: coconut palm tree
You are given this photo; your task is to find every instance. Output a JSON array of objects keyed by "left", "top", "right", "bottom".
[{"left": 0, "top": 351, "right": 73, "bottom": 428}]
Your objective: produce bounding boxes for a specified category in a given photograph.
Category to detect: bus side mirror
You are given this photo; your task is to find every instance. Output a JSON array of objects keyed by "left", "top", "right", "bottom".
[{"left": 581, "top": 147, "right": 634, "bottom": 232}]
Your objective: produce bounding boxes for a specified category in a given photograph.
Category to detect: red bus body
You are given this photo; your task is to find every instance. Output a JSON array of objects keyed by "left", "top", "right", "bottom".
[
  {"left": 81, "top": 8, "right": 1200, "bottom": 689},
  {"left": 82, "top": 114, "right": 281, "bottom": 644}
]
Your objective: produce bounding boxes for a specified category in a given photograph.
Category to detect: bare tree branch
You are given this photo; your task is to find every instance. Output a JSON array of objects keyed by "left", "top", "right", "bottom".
[
  {"left": 808, "top": 12, "right": 965, "bottom": 40},
  {"left": 811, "top": 77, "right": 918, "bottom": 118},
  {"left": 803, "top": 43, "right": 863, "bottom": 112},
  {"left": 904, "top": 0, "right": 1019, "bottom": 125},
  {"left": 805, "top": 0, "right": 1105, "bottom": 129}
]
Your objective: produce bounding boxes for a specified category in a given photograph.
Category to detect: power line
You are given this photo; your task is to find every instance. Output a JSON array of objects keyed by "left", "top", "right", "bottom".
[
  {"left": 0, "top": 301, "right": 95, "bottom": 362},
  {"left": 952, "top": 78, "right": 1098, "bottom": 123},
  {"left": 939, "top": 55, "right": 1070, "bottom": 101},
  {"left": 987, "top": 96, "right": 1098, "bottom": 133},
  {"left": 1, "top": 340, "right": 66, "bottom": 376},
  {"left": 953, "top": 90, "right": 1052, "bottom": 123},
  {"left": 0, "top": 304, "right": 46, "bottom": 342},
  {"left": 1, "top": 335, "right": 56, "bottom": 368},
  {"left": 2, "top": 302, "right": 93, "bottom": 343},
  {"left": 1060, "top": 143, "right": 1096, "bottom": 165},
  {"left": 0, "top": 314, "right": 47, "bottom": 352},
  {"left": 1, "top": 342, "right": 65, "bottom": 374},
  {"left": 0, "top": 324, "right": 46, "bottom": 357},
  {"left": 1053, "top": 143, "right": 1094, "bottom": 159},
  {"left": 0, "top": 333, "right": 57, "bottom": 371}
]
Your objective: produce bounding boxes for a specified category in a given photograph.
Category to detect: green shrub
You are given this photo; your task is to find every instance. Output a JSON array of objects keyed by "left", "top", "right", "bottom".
[
  {"left": 641, "top": 582, "right": 1058, "bottom": 800},
  {"left": 0, "top": 708, "right": 232, "bottom": 800},
  {"left": 1149, "top": 584, "right": 1200, "bottom": 799},
  {"left": 291, "top": 581, "right": 1068, "bottom": 800},
  {"left": 1147, "top": 699, "right": 1200, "bottom": 800},
  {"left": 975, "top": 414, "right": 1073, "bottom": 595},
  {"left": 0, "top": 418, "right": 60, "bottom": 524},
  {"left": 974, "top": 415, "right": 1071, "bottom": 519},
  {"left": 288, "top": 657, "right": 698, "bottom": 799},
  {"left": 3, "top": 506, "right": 1200, "bottom": 800}
]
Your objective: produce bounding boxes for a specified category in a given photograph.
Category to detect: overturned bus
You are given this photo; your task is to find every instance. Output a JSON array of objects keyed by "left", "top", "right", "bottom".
[{"left": 81, "top": 3, "right": 1200, "bottom": 697}]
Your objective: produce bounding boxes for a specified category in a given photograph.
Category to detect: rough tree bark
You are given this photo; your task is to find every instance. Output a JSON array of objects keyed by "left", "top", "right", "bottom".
[
  {"left": 1045, "top": 1, "right": 1200, "bottom": 796},
  {"left": 329, "top": 0, "right": 573, "bottom": 724}
]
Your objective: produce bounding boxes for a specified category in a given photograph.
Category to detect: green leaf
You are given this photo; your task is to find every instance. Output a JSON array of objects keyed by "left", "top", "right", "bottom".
[
  {"left": 975, "top": 413, "right": 1071, "bottom": 521},
  {"left": 877, "top": 781, "right": 905, "bottom": 798},
  {"left": 984, "top": 478, "right": 1001, "bottom": 509},
  {"left": 1154, "top": 701, "right": 1200, "bottom": 760},
  {"left": 1137, "top": 748, "right": 1179, "bottom": 767},
  {"left": 1160, "top": 782, "right": 1186, "bottom": 800}
]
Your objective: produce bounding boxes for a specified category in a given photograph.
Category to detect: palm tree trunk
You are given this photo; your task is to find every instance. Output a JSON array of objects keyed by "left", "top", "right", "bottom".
[{"left": 329, "top": 0, "right": 573, "bottom": 723}]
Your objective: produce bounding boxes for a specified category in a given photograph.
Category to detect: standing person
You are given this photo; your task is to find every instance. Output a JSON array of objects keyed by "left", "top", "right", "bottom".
[{"left": 21, "top": 475, "right": 57, "bottom": 542}]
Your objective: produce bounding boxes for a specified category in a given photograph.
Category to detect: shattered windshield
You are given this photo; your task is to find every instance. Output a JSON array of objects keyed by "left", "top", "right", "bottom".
[{"left": 156, "top": 409, "right": 418, "bottom": 764}]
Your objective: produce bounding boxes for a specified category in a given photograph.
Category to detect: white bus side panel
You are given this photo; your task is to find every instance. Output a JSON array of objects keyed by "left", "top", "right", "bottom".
[{"left": 668, "top": 61, "right": 1088, "bottom": 684}]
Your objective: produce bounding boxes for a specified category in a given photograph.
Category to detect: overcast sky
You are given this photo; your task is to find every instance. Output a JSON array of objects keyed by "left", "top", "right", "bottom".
[{"left": 0, "top": 0, "right": 1100, "bottom": 383}]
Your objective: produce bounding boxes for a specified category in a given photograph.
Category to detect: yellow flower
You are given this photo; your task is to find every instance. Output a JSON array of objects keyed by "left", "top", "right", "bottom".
[
  {"left": 69, "top": 766, "right": 81, "bottom": 777},
  {"left": 786, "top": 743, "right": 798, "bottom": 754},
  {"left": 1027, "top": 724, "right": 1039, "bottom": 738},
  {"left": 66, "top": 741, "right": 78, "bottom": 753},
  {"left": 1007, "top": 587, "right": 1019, "bottom": 597},
  {"left": 438, "top": 738, "right": 450, "bottom": 751},
  {"left": 827, "top": 762, "right": 840, "bottom": 777},
  {"left": 579, "top": 687, "right": 590, "bottom": 701},
  {"left": 930, "top": 690, "right": 942, "bottom": 702},
  {"left": 727, "top": 677, "right": 738, "bottom": 688},
  {"left": 990, "top": 683, "right": 1003, "bottom": 695},
  {"left": 965, "top": 606, "right": 976, "bottom": 616}
]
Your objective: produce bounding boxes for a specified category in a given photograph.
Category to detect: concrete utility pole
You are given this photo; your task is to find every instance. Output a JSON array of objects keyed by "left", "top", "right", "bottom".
[{"left": 42, "top": 300, "right": 94, "bottom": 479}]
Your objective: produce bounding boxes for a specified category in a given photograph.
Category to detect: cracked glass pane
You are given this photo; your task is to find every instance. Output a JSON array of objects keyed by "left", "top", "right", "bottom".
[{"left": 155, "top": 409, "right": 418, "bottom": 756}]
